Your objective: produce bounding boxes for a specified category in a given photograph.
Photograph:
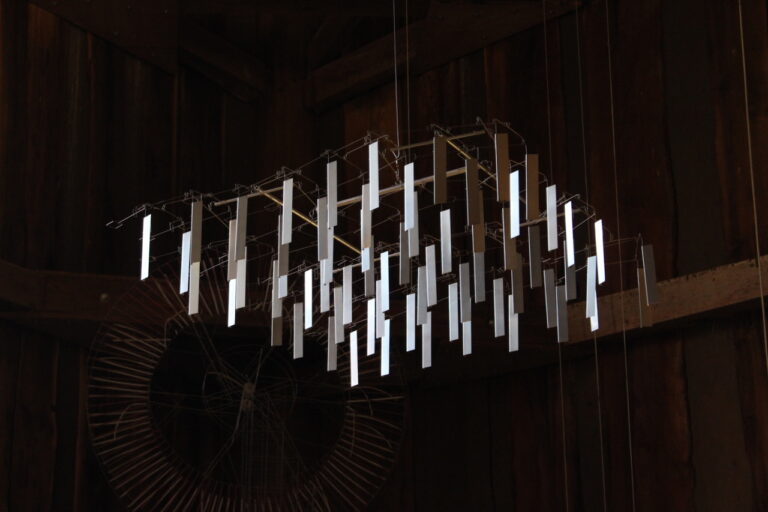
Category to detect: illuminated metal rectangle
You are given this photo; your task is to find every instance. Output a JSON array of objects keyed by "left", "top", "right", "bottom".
[
  {"left": 350, "top": 330, "right": 359, "bottom": 387},
  {"left": 404, "top": 162, "right": 415, "bottom": 230},
  {"left": 459, "top": 262, "right": 471, "bottom": 322},
  {"left": 281, "top": 178, "right": 293, "bottom": 245},
  {"left": 462, "top": 321, "right": 472, "bottom": 356},
  {"left": 399, "top": 222, "right": 410, "bottom": 285},
  {"left": 277, "top": 214, "right": 289, "bottom": 279},
  {"left": 565, "top": 201, "right": 575, "bottom": 267},
  {"left": 473, "top": 251, "right": 485, "bottom": 303},
  {"left": 317, "top": 197, "right": 328, "bottom": 261},
  {"left": 141, "top": 214, "right": 151, "bottom": 280},
  {"left": 180, "top": 231, "right": 191, "bottom": 294},
  {"left": 502, "top": 208, "right": 513, "bottom": 270},
  {"left": 416, "top": 266, "right": 427, "bottom": 325},
  {"left": 595, "top": 219, "right": 606, "bottom": 284},
  {"left": 235, "top": 196, "right": 248, "bottom": 261},
  {"left": 320, "top": 277, "right": 330, "bottom": 313},
  {"left": 590, "top": 311, "right": 599, "bottom": 332},
  {"left": 406, "top": 293, "right": 416, "bottom": 351},
  {"left": 508, "top": 296, "right": 519, "bottom": 352},
  {"left": 375, "top": 280, "right": 384, "bottom": 339},
  {"left": 546, "top": 184, "right": 558, "bottom": 251},
  {"left": 448, "top": 282, "right": 459, "bottom": 341},
  {"left": 465, "top": 158, "right": 482, "bottom": 226},
  {"left": 367, "top": 298, "right": 376, "bottom": 355},
  {"left": 190, "top": 200, "right": 202, "bottom": 263},
  {"left": 528, "top": 226, "right": 542, "bottom": 288},
  {"left": 272, "top": 316, "right": 283, "bottom": 347},
  {"left": 327, "top": 316, "right": 336, "bottom": 371},
  {"left": 361, "top": 185, "right": 372, "bottom": 249},
  {"left": 408, "top": 193, "right": 420, "bottom": 257},
  {"left": 278, "top": 274, "right": 288, "bottom": 299},
  {"left": 227, "top": 278, "right": 236, "bottom": 327},
  {"left": 495, "top": 132, "right": 510, "bottom": 202},
  {"left": 364, "top": 266, "right": 375, "bottom": 297},
  {"left": 493, "top": 278, "right": 505, "bottom": 337},
  {"left": 641, "top": 244, "right": 659, "bottom": 305},
  {"left": 236, "top": 253, "right": 247, "bottom": 309},
  {"left": 381, "top": 251, "right": 390, "bottom": 311},
  {"left": 293, "top": 302, "right": 303, "bottom": 359},
  {"left": 426, "top": 245, "right": 437, "bottom": 306},
  {"left": 440, "top": 209, "right": 452, "bottom": 274},
  {"left": 271, "top": 260, "right": 282, "bottom": 319},
  {"left": 510, "top": 170, "right": 520, "bottom": 238},
  {"left": 189, "top": 261, "right": 201, "bottom": 315},
  {"left": 342, "top": 265, "right": 352, "bottom": 325},
  {"left": 326, "top": 225, "right": 334, "bottom": 270},
  {"left": 472, "top": 223, "right": 486, "bottom": 253},
  {"left": 556, "top": 285, "right": 568, "bottom": 343},
  {"left": 511, "top": 269, "right": 524, "bottom": 314},
  {"left": 586, "top": 256, "right": 597, "bottom": 318},
  {"left": 433, "top": 135, "right": 447, "bottom": 203},
  {"left": 381, "top": 319, "right": 390, "bottom": 376},
  {"left": 526, "top": 154, "right": 539, "bottom": 220},
  {"left": 327, "top": 161, "right": 338, "bottom": 227},
  {"left": 422, "top": 312, "right": 432, "bottom": 369},
  {"left": 544, "top": 268, "right": 556, "bottom": 328},
  {"left": 565, "top": 256, "right": 577, "bottom": 301},
  {"left": 369, "top": 141, "right": 380, "bottom": 210},
  {"left": 304, "top": 269, "right": 313, "bottom": 329},
  {"left": 361, "top": 247, "right": 371, "bottom": 272},
  {"left": 334, "top": 286, "right": 344, "bottom": 344}
]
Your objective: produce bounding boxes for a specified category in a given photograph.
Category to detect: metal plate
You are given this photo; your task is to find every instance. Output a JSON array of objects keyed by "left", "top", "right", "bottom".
[
  {"left": 595, "top": 219, "right": 606, "bottom": 284},
  {"left": 406, "top": 293, "right": 416, "bottom": 351},
  {"left": 586, "top": 255, "right": 597, "bottom": 318},
  {"left": 465, "top": 158, "right": 482, "bottom": 226},
  {"left": 546, "top": 184, "right": 558, "bottom": 251},
  {"left": 642, "top": 244, "right": 659, "bottom": 305},
  {"left": 493, "top": 277, "right": 505, "bottom": 337},
  {"left": 544, "top": 268, "right": 556, "bottom": 328},
  {"left": 422, "top": 312, "right": 432, "bottom": 369},
  {"left": 404, "top": 162, "right": 415, "bottom": 230},
  {"left": 462, "top": 321, "right": 472, "bottom": 356},
  {"left": 565, "top": 201, "right": 575, "bottom": 267},
  {"left": 528, "top": 226, "right": 542, "bottom": 288},
  {"left": 361, "top": 184, "right": 372, "bottom": 248},
  {"left": 293, "top": 302, "right": 303, "bottom": 359},
  {"left": 565, "top": 256, "right": 577, "bottom": 301},
  {"left": 236, "top": 255, "right": 247, "bottom": 309},
  {"left": 510, "top": 170, "right": 520, "bottom": 238},
  {"left": 188, "top": 201, "right": 202, "bottom": 316},
  {"left": 381, "top": 319, "right": 390, "bottom": 377},
  {"left": 272, "top": 316, "right": 283, "bottom": 347},
  {"left": 375, "top": 280, "right": 384, "bottom": 339},
  {"left": 304, "top": 269, "right": 313, "bottom": 329},
  {"left": 369, "top": 141, "right": 380, "bottom": 210},
  {"left": 281, "top": 178, "right": 293, "bottom": 245},
  {"left": 426, "top": 245, "right": 437, "bottom": 306},
  {"left": 501, "top": 207, "right": 513, "bottom": 270},
  {"left": 526, "top": 154, "right": 539, "bottom": 220},
  {"left": 327, "top": 316, "right": 336, "bottom": 371},
  {"left": 189, "top": 261, "right": 201, "bottom": 315},
  {"left": 556, "top": 285, "right": 568, "bottom": 343},
  {"left": 327, "top": 160, "right": 338, "bottom": 228},
  {"left": 472, "top": 223, "right": 486, "bottom": 253},
  {"left": 271, "top": 260, "right": 282, "bottom": 319},
  {"left": 473, "top": 251, "right": 486, "bottom": 303},
  {"left": 433, "top": 136, "right": 447, "bottom": 204},
  {"left": 334, "top": 286, "right": 344, "bottom": 344},
  {"left": 495, "top": 132, "right": 510, "bottom": 202},
  {"left": 320, "top": 275, "right": 330, "bottom": 313},
  {"left": 227, "top": 220, "right": 237, "bottom": 280},
  {"left": 399, "top": 222, "right": 410, "bottom": 285},
  {"left": 141, "top": 214, "right": 151, "bottom": 280},
  {"left": 417, "top": 266, "right": 427, "bottom": 325},
  {"left": 367, "top": 298, "right": 376, "bottom": 356},
  {"left": 511, "top": 268, "right": 524, "bottom": 314},
  {"left": 317, "top": 196, "right": 328, "bottom": 261},
  {"left": 227, "top": 278, "right": 236, "bottom": 327},
  {"left": 180, "top": 230, "right": 191, "bottom": 294},
  {"left": 508, "top": 296, "right": 519, "bottom": 352},
  {"left": 448, "top": 282, "right": 459, "bottom": 341},
  {"left": 440, "top": 209, "right": 452, "bottom": 274},
  {"left": 381, "top": 251, "right": 390, "bottom": 311},
  {"left": 350, "top": 330, "right": 358, "bottom": 387},
  {"left": 343, "top": 265, "right": 353, "bottom": 325},
  {"left": 460, "top": 262, "right": 471, "bottom": 321},
  {"left": 408, "top": 193, "right": 420, "bottom": 257}
]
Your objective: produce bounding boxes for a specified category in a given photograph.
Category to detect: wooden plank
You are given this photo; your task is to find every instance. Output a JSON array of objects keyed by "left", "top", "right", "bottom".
[{"left": 308, "top": 0, "right": 578, "bottom": 109}]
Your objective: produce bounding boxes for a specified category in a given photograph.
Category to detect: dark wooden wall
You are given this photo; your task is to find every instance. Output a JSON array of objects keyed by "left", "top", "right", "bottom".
[{"left": 1, "top": 0, "right": 768, "bottom": 509}]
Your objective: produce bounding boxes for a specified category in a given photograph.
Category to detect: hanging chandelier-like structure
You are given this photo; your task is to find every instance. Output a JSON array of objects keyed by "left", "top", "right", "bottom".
[{"left": 115, "top": 121, "right": 659, "bottom": 385}]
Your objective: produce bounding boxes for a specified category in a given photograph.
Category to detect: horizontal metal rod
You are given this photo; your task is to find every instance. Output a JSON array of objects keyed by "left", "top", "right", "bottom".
[
  {"left": 391, "top": 129, "right": 487, "bottom": 152},
  {"left": 211, "top": 185, "right": 282, "bottom": 207}
]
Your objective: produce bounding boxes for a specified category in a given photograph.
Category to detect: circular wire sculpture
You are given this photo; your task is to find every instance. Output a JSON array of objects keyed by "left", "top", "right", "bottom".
[{"left": 88, "top": 252, "right": 406, "bottom": 511}]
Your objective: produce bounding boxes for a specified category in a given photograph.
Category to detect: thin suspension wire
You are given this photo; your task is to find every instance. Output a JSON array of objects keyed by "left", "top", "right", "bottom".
[
  {"left": 736, "top": 0, "right": 768, "bottom": 375},
  {"left": 542, "top": 0, "right": 570, "bottom": 508},
  {"left": 603, "top": 0, "right": 637, "bottom": 509},
  {"left": 405, "top": 0, "right": 412, "bottom": 161},
  {"left": 392, "top": 0, "right": 402, "bottom": 152}
]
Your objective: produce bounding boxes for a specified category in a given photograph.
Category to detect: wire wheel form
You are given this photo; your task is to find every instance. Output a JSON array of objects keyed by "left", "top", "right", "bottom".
[{"left": 88, "top": 252, "right": 406, "bottom": 511}]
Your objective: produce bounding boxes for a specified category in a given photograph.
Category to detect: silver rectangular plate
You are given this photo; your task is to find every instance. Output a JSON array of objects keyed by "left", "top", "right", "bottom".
[
  {"left": 369, "top": 141, "right": 380, "bottom": 210},
  {"left": 320, "top": 275, "right": 330, "bottom": 313},
  {"left": 327, "top": 161, "right": 338, "bottom": 227},
  {"left": 272, "top": 316, "right": 283, "bottom": 347},
  {"left": 422, "top": 312, "right": 432, "bottom": 369},
  {"left": 433, "top": 136, "right": 447, "bottom": 203},
  {"left": 281, "top": 178, "right": 293, "bottom": 245},
  {"left": 235, "top": 195, "right": 248, "bottom": 263},
  {"left": 546, "top": 184, "right": 558, "bottom": 251},
  {"left": 227, "top": 278, "right": 236, "bottom": 327},
  {"left": 426, "top": 245, "right": 437, "bottom": 306},
  {"left": 271, "top": 260, "right": 282, "bottom": 319},
  {"left": 544, "top": 268, "right": 556, "bottom": 328},
  {"left": 317, "top": 197, "right": 328, "bottom": 261},
  {"left": 343, "top": 265, "right": 353, "bottom": 325},
  {"left": 381, "top": 251, "right": 390, "bottom": 311},
  {"left": 141, "top": 214, "right": 151, "bottom": 280},
  {"left": 361, "top": 184, "right": 372, "bottom": 249},
  {"left": 586, "top": 255, "right": 597, "bottom": 318},
  {"left": 180, "top": 230, "right": 191, "bottom": 294},
  {"left": 556, "top": 285, "right": 568, "bottom": 343},
  {"left": 565, "top": 256, "right": 577, "bottom": 301},
  {"left": 293, "top": 302, "right": 303, "bottom": 359},
  {"left": 473, "top": 251, "right": 485, "bottom": 303},
  {"left": 404, "top": 162, "right": 415, "bottom": 230},
  {"left": 327, "top": 316, "right": 336, "bottom": 371},
  {"left": 406, "top": 293, "right": 416, "bottom": 351},
  {"left": 460, "top": 262, "right": 471, "bottom": 321},
  {"left": 528, "top": 226, "right": 542, "bottom": 288},
  {"left": 399, "top": 222, "right": 410, "bottom": 284},
  {"left": 361, "top": 247, "right": 371, "bottom": 273},
  {"left": 465, "top": 158, "right": 482, "bottom": 226},
  {"left": 375, "top": 280, "right": 384, "bottom": 339},
  {"left": 448, "top": 282, "right": 459, "bottom": 341},
  {"left": 510, "top": 171, "right": 520, "bottom": 238},
  {"left": 350, "top": 330, "right": 359, "bottom": 387},
  {"left": 189, "top": 261, "right": 201, "bottom": 315},
  {"left": 565, "top": 201, "right": 575, "bottom": 267},
  {"left": 190, "top": 200, "right": 202, "bottom": 264},
  {"left": 642, "top": 244, "right": 659, "bottom": 305},
  {"left": 364, "top": 265, "right": 374, "bottom": 297},
  {"left": 334, "top": 286, "right": 344, "bottom": 343},
  {"left": 408, "top": 193, "right": 420, "bottom": 257},
  {"left": 381, "top": 319, "right": 390, "bottom": 376},
  {"left": 462, "top": 321, "right": 472, "bottom": 356},
  {"left": 304, "top": 269, "right": 313, "bottom": 329},
  {"left": 417, "top": 266, "right": 427, "bottom": 325},
  {"left": 440, "top": 209, "right": 452, "bottom": 274},
  {"left": 526, "top": 154, "right": 539, "bottom": 220},
  {"left": 502, "top": 208, "right": 513, "bottom": 270},
  {"left": 367, "top": 298, "right": 376, "bottom": 355},
  {"left": 495, "top": 132, "right": 509, "bottom": 202},
  {"left": 508, "top": 296, "right": 519, "bottom": 352},
  {"left": 595, "top": 219, "right": 606, "bottom": 284},
  {"left": 493, "top": 277, "right": 505, "bottom": 337},
  {"left": 236, "top": 255, "right": 247, "bottom": 309}
]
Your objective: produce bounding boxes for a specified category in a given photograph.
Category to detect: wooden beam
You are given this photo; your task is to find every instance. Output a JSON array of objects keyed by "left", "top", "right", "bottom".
[{"left": 307, "top": 0, "right": 578, "bottom": 109}]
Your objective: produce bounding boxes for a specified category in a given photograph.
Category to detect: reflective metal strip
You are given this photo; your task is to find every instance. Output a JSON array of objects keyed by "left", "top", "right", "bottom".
[
  {"left": 473, "top": 251, "right": 486, "bottom": 303},
  {"left": 190, "top": 200, "right": 203, "bottom": 263},
  {"left": 417, "top": 266, "right": 427, "bottom": 325},
  {"left": 502, "top": 208, "right": 513, "bottom": 271},
  {"left": 278, "top": 274, "right": 288, "bottom": 299},
  {"left": 334, "top": 286, "right": 344, "bottom": 344},
  {"left": 141, "top": 214, "right": 151, "bottom": 280},
  {"left": 565, "top": 256, "right": 577, "bottom": 301},
  {"left": 472, "top": 223, "right": 486, "bottom": 253},
  {"left": 408, "top": 193, "right": 420, "bottom": 257},
  {"left": 375, "top": 280, "right": 384, "bottom": 339},
  {"left": 189, "top": 261, "right": 201, "bottom": 315},
  {"left": 528, "top": 226, "right": 542, "bottom": 288},
  {"left": 180, "top": 231, "right": 191, "bottom": 294},
  {"left": 525, "top": 154, "right": 539, "bottom": 220},
  {"left": 381, "top": 251, "right": 390, "bottom": 311},
  {"left": 426, "top": 245, "right": 437, "bottom": 306},
  {"left": 586, "top": 256, "right": 597, "bottom": 318},
  {"left": 367, "top": 298, "right": 376, "bottom": 356},
  {"left": 493, "top": 278, "right": 505, "bottom": 337},
  {"left": 271, "top": 260, "right": 282, "bottom": 319},
  {"left": 459, "top": 262, "right": 471, "bottom": 322},
  {"left": 440, "top": 209, "right": 452, "bottom": 274},
  {"left": 381, "top": 319, "right": 390, "bottom": 377},
  {"left": 236, "top": 255, "right": 247, "bottom": 309},
  {"left": 320, "top": 272, "right": 330, "bottom": 313},
  {"left": 227, "top": 278, "right": 236, "bottom": 327},
  {"left": 327, "top": 316, "right": 336, "bottom": 371},
  {"left": 546, "top": 184, "right": 558, "bottom": 251},
  {"left": 327, "top": 161, "right": 338, "bottom": 227},
  {"left": 272, "top": 316, "right": 283, "bottom": 347},
  {"left": 433, "top": 135, "right": 447, "bottom": 204},
  {"left": 595, "top": 219, "right": 606, "bottom": 284},
  {"left": 462, "top": 321, "right": 472, "bottom": 356},
  {"left": 350, "top": 330, "right": 359, "bottom": 387},
  {"left": 369, "top": 141, "right": 380, "bottom": 210},
  {"left": 465, "top": 158, "right": 482, "bottom": 226},
  {"left": 361, "top": 184, "right": 372, "bottom": 249},
  {"left": 510, "top": 170, "right": 520, "bottom": 238},
  {"left": 495, "top": 132, "right": 510, "bottom": 202},
  {"left": 404, "top": 162, "right": 415, "bottom": 230},
  {"left": 304, "top": 269, "right": 313, "bottom": 329},
  {"left": 422, "top": 312, "right": 432, "bottom": 369},
  {"left": 406, "top": 293, "right": 416, "bottom": 351},
  {"left": 399, "top": 222, "right": 410, "bottom": 285},
  {"left": 281, "top": 178, "right": 293, "bottom": 245},
  {"left": 448, "top": 282, "right": 459, "bottom": 341},
  {"left": 508, "top": 296, "right": 519, "bottom": 352},
  {"left": 556, "top": 285, "right": 568, "bottom": 343},
  {"left": 343, "top": 265, "right": 353, "bottom": 325},
  {"left": 544, "top": 268, "right": 556, "bottom": 328},
  {"left": 293, "top": 302, "right": 303, "bottom": 359},
  {"left": 641, "top": 244, "right": 659, "bottom": 305},
  {"left": 317, "top": 196, "right": 328, "bottom": 261},
  {"left": 565, "top": 201, "right": 575, "bottom": 267}
]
